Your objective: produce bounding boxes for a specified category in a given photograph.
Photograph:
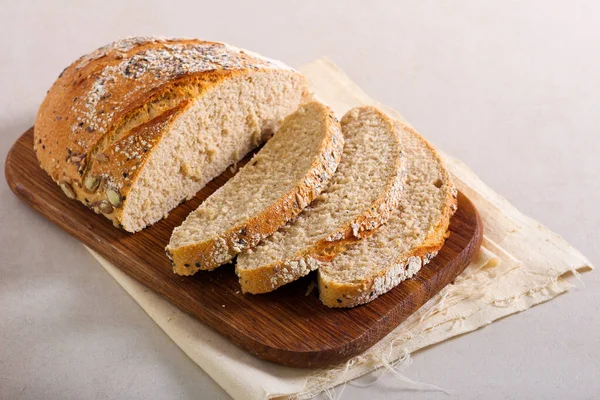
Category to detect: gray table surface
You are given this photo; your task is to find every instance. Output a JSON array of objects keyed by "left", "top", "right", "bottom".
[{"left": 1, "top": 1, "right": 598, "bottom": 399}]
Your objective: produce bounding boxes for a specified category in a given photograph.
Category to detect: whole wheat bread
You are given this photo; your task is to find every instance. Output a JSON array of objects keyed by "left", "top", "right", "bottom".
[
  {"left": 34, "top": 37, "right": 312, "bottom": 232},
  {"left": 236, "top": 106, "right": 405, "bottom": 294},
  {"left": 166, "top": 101, "right": 344, "bottom": 274},
  {"left": 318, "top": 122, "right": 458, "bottom": 308}
]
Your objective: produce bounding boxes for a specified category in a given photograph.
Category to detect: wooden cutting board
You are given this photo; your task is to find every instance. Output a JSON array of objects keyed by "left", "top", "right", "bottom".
[{"left": 5, "top": 128, "right": 482, "bottom": 368}]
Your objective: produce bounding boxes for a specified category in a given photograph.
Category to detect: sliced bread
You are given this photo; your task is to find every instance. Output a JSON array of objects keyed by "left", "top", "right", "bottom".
[
  {"left": 166, "top": 101, "right": 344, "bottom": 274},
  {"left": 318, "top": 122, "right": 458, "bottom": 308},
  {"left": 236, "top": 106, "right": 406, "bottom": 294},
  {"left": 35, "top": 37, "right": 312, "bottom": 232}
]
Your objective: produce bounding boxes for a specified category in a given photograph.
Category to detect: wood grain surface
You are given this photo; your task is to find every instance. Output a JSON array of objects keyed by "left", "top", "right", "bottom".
[{"left": 5, "top": 128, "right": 483, "bottom": 368}]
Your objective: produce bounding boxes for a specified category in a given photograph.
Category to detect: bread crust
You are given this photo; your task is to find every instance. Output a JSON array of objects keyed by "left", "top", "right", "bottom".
[
  {"left": 318, "top": 123, "right": 458, "bottom": 308},
  {"left": 34, "top": 37, "right": 309, "bottom": 230},
  {"left": 237, "top": 106, "right": 407, "bottom": 294},
  {"left": 167, "top": 103, "right": 344, "bottom": 274}
]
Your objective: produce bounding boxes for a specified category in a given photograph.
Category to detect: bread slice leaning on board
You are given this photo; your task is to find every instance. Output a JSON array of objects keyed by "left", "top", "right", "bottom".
[
  {"left": 166, "top": 101, "right": 344, "bottom": 275},
  {"left": 318, "top": 122, "right": 458, "bottom": 307},
  {"left": 236, "top": 106, "right": 406, "bottom": 294},
  {"left": 34, "top": 37, "right": 312, "bottom": 232}
]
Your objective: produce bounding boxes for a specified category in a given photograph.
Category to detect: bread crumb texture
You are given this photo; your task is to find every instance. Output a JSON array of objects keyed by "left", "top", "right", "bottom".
[
  {"left": 318, "top": 122, "right": 457, "bottom": 307},
  {"left": 167, "top": 101, "right": 344, "bottom": 274},
  {"left": 236, "top": 106, "right": 406, "bottom": 294}
]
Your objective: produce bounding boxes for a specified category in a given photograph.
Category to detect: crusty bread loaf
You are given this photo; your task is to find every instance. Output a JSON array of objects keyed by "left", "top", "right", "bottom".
[
  {"left": 236, "top": 106, "right": 406, "bottom": 294},
  {"left": 166, "top": 101, "right": 344, "bottom": 274},
  {"left": 318, "top": 122, "right": 458, "bottom": 308},
  {"left": 34, "top": 37, "right": 312, "bottom": 232}
]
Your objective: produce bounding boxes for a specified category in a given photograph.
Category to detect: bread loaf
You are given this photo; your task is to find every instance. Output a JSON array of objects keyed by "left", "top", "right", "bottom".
[
  {"left": 318, "top": 122, "right": 458, "bottom": 307},
  {"left": 166, "top": 101, "right": 344, "bottom": 274},
  {"left": 34, "top": 37, "right": 312, "bottom": 232},
  {"left": 236, "top": 106, "right": 406, "bottom": 294}
]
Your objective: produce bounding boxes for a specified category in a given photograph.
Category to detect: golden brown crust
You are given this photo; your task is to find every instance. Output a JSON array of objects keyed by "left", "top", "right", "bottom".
[
  {"left": 237, "top": 106, "right": 407, "bottom": 294},
  {"left": 168, "top": 104, "right": 344, "bottom": 274},
  {"left": 318, "top": 123, "right": 458, "bottom": 308},
  {"left": 34, "top": 37, "right": 303, "bottom": 229}
]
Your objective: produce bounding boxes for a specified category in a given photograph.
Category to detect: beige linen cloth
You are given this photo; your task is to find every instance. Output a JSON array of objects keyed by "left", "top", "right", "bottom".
[{"left": 86, "top": 59, "right": 593, "bottom": 400}]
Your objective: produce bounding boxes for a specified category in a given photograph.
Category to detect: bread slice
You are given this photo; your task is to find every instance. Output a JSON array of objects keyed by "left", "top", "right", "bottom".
[
  {"left": 166, "top": 102, "right": 344, "bottom": 275},
  {"left": 34, "top": 37, "right": 312, "bottom": 232},
  {"left": 236, "top": 106, "right": 405, "bottom": 294},
  {"left": 318, "top": 122, "right": 458, "bottom": 308}
]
